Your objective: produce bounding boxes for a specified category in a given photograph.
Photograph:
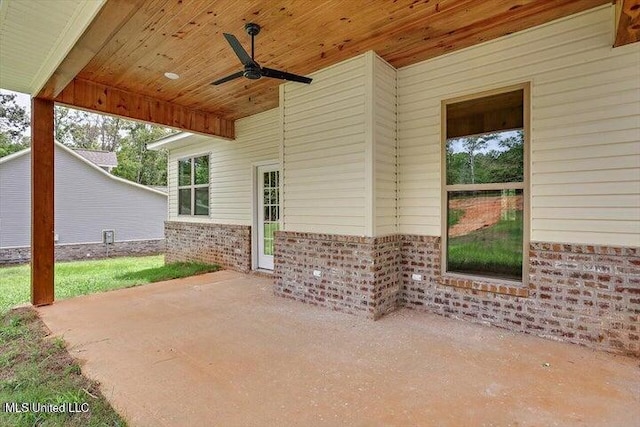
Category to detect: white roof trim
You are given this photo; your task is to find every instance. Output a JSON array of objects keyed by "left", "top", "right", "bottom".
[
  {"left": 147, "top": 131, "right": 233, "bottom": 151},
  {"left": 0, "top": 146, "right": 31, "bottom": 164},
  {"left": 0, "top": 142, "right": 167, "bottom": 197},
  {"left": 147, "top": 132, "right": 194, "bottom": 150}
]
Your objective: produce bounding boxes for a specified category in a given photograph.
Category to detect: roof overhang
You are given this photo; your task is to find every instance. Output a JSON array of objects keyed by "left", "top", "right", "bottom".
[
  {"left": 147, "top": 132, "right": 226, "bottom": 151},
  {"left": 2, "top": 1, "right": 637, "bottom": 140},
  {"left": 0, "top": 0, "right": 106, "bottom": 95}
]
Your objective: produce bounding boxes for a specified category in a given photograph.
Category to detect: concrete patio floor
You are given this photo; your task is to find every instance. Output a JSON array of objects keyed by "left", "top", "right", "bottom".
[{"left": 38, "top": 270, "right": 640, "bottom": 426}]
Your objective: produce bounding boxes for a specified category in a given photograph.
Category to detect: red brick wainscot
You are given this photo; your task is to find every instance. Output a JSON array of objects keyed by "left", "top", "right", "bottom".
[
  {"left": 273, "top": 232, "right": 638, "bottom": 356},
  {"left": 165, "top": 221, "right": 251, "bottom": 272},
  {"left": 274, "top": 231, "right": 401, "bottom": 319},
  {"left": 400, "top": 236, "right": 639, "bottom": 357}
]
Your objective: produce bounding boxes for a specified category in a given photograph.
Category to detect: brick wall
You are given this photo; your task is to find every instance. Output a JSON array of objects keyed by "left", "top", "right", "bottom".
[
  {"left": 165, "top": 221, "right": 251, "bottom": 272},
  {"left": 400, "top": 236, "right": 639, "bottom": 357},
  {"left": 273, "top": 232, "right": 638, "bottom": 356},
  {"left": 0, "top": 239, "right": 164, "bottom": 265},
  {"left": 528, "top": 243, "right": 638, "bottom": 356},
  {"left": 372, "top": 235, "right": 401, "bottom": 317},
  {"left": 274, "top": 231, "right": 401, "bottom": 319}
]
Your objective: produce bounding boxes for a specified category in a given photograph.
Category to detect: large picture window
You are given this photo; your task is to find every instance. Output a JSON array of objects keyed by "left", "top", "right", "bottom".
[
  {"left": 178, "top": 155, "right": 209, "bottom": 216},
  {"left": 443, "top": 87, "right": 527, "bottom": 282}
]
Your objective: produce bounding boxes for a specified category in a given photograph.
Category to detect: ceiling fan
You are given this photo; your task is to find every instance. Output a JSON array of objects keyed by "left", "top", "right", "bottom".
[{"left": 211, "top": 23, "right": 312, "bottom": 86}]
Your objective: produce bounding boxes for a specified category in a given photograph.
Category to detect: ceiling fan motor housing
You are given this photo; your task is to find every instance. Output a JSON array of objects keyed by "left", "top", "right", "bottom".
[{"left": 244, "top": 64, "right": 262, "bottom": 80}]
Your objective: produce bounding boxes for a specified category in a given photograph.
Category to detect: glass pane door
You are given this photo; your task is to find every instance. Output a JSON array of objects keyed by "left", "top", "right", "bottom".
[{"left": 257, "top": 166, "right": 280, "bottom": 270}]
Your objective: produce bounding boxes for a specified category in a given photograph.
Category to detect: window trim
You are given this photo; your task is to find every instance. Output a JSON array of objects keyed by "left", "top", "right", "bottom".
[
  {"left": 177, "top": 153, "right": 210, "bottom": 217},
  {"left": 440, "top": 82, "right": 531, "bottom": 289}
]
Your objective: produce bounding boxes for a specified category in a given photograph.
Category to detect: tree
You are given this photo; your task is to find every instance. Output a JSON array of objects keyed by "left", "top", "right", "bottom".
[
  {"left": 461, "top": 133, "right": 496, "bottom": 184},
  {"left": 0, "top": 93, "right": 30, "bottom": 157},
  {"left": 492, "top": 130, "right": 524, "bottom": 183},
  {"left": 53, "top": 105, "right": 172, "bottom": 186},
  {"left": 54, "top": 107, "right": 123, "bottom": 151},
  {"left": 112, "top": 123, "right": 171, "bottom": 186}
]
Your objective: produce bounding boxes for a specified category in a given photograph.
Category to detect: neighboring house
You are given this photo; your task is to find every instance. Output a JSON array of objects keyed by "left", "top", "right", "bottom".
[
  {"left": 0, "top": 142, "right": 167, "bottom": 264},
  {"left": 149, "top": 6, "right": 639, "bottom": 356},
  {"left": 73, "top": 148, "right": 118, "bottom": 173}
]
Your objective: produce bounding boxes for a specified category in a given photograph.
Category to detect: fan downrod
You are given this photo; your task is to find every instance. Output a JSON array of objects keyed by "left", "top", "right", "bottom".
[{"left": 244, "top": 23, "right": 260, "bottom": 36}]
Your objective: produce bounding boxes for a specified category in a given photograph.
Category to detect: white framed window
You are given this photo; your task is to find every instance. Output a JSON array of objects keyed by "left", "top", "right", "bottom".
[
  {"left": 178, "top": 155, "right": 209, "bottom": 216},
  {"left": 442, "top": 84, "right": 529, "bottom": 283}
]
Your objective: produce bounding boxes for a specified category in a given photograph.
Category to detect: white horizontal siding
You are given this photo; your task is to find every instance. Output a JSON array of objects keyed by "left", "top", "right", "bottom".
[
  {"left": 397, "top": 5, "right": 640, "bottom": 247},
  {"left": 374, "top": 55, "right": 398, "bottom": 236},
  {"left": 167, "top": 108, "right": 279, "bottom": 225},
  {"left": 282, "top": 55, "right": 368, "bottom": 235}
]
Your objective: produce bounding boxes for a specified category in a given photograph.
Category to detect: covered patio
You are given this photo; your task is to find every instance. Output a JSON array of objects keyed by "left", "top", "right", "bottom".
[{"left": 38, "top": 270, "right": 640, "bottom": 426}]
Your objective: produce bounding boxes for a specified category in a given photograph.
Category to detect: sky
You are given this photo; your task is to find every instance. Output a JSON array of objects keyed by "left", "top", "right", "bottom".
[{"left": 448, "top": 130, "right": 520, "bottom": 155}]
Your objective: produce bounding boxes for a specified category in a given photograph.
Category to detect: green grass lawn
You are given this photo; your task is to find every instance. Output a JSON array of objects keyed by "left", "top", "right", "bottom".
[
  {"left": 448, "top": 212, "right": 523, "bottom": 280},
  {"left": 0, "top": 308, "right": 127, "bottom": 426},
  {"left": 0, "top": 255, "right": 220, "bottom": 313}
]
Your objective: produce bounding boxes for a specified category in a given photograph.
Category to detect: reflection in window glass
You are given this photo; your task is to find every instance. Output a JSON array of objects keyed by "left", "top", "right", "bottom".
[
  {"left": 178, "top": 155, "right": 209, "bottom": 216},
  {"left": 447, "top": 189, "right": 523, "bottom": 281},
  {"left": 263, "top": 222, "right": 279, "bottom": 255},
  {"left": 194, "top": 156, "right": 209, "bottom": 185},
  {"left": 194, "top": 187, "right": 209, "bottom": 216},
  {"left": 178, "top": 189, "right": 191, "bottom": 215},
  {"left": 178, "top": 159, "right": 191, "bottom": 186},
  {"left": 446, "top": 130, "right": 524, "bottom": 185}
]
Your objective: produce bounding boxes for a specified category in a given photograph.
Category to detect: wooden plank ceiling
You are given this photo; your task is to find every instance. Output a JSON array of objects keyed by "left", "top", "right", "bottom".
[{"left": 46, "top": 0, "right": 610, "bottom": 128}]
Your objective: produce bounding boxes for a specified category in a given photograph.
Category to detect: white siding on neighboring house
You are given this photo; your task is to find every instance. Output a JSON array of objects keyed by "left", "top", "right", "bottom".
[
  {"left": 373, "top": 55, "right": 398, "bottom": 236},
  {"left": 397, "top": 5, "right": 640, "bottom": 246},
  {"left": 0, "top": 144, "right": 166, "bottom": 247},
  {"left": 167, "top": 108, "right": 280, "bottom": 225},
  {"left": 281, "top": 54, "right": 368, "bottom": 235}
]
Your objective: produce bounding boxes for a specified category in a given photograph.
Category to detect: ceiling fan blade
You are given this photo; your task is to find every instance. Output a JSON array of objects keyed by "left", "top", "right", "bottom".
[
  {"left": 211, "top": 71, "right": 244, "bottom": 85},
  {"left": 223, "top": 33, "right": 254, "bottom": 66},
  {"left": 262, "top": 67, "right": 312, "bottom": 84}
]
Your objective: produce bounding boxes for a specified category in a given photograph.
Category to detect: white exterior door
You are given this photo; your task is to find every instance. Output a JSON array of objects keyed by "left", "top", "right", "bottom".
[{"left": 257, "top": 165, "right": 280, "bottom": 270}]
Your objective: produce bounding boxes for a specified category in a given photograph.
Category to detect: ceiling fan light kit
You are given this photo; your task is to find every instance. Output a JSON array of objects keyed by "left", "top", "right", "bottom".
[{"left": 212, "top": 22, "right": 312, "bottom": 86}]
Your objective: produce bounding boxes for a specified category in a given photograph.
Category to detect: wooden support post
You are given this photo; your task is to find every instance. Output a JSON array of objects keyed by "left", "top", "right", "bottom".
[{"left": 31, "top": 98, "right": 55, "bottom": 306}]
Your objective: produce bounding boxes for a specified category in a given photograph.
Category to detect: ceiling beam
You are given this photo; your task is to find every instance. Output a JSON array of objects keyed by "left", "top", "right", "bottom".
[
  {"left": 55, "top": 78, "right": 235, "bottom": 139},
  {"left": 37, "top": 0, "right": 145, "bottom": 99},
  {"left": 614, "top": 0, "right": 640, "bottom": 47}
]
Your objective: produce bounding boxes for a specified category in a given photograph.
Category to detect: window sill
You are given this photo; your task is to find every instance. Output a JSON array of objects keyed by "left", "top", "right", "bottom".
[{"left": 440, "top": 274, "right": 529, "bottom": 297}]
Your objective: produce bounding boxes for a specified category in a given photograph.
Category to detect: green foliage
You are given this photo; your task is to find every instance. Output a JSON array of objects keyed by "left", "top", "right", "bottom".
[
  {"left": 111, "top": 123, "right": 171, "bottom": 186},
  {"left": 54, "top": 106, "right": 173, "bottom": 186},
  {"left": 447, "top": 209, "right": 465, "bottom": 227},
  {"left": 0, "top": 256, "right": 220, "bottom": 313},
  {"left": 0, "top": 93, "right": 30, "bottom": 158},
  {"left": 1, "top": 97, "right": 172, "bottom": 185}
]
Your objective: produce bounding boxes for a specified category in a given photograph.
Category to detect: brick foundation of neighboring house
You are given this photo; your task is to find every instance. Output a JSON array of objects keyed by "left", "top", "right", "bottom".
[
  {"left": 165, "top": 221, "right": 251, "bottom": 272},
  {"left": 0, "top": 239, "right": 165, "bottom": 265},
  {"left": 275, "top": 231, "right": 639, "bottom": 357}
]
